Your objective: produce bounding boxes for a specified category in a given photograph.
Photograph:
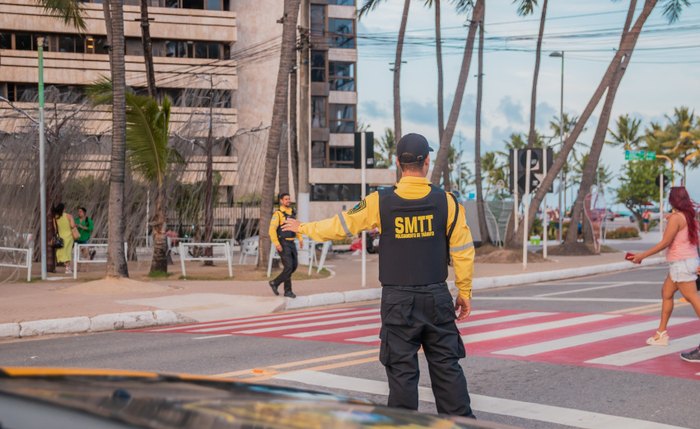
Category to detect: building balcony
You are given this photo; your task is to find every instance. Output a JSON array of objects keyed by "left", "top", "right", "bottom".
[
  {"left": 309, "top": 167, "right": 395, "bottom": 185},
  {"left": 0, "top": 102, "right": 237, "bottom": 138},
  {"left": 0, "top": 49, "right": 236, "bottom": 90},
  {"left": 0, "top": 0, "right": 236, "bottom": 43}
]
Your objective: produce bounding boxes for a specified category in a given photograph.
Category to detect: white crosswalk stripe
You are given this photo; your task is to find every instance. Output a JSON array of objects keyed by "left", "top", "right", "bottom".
[
  {"left": 189, "top": 308, "right": 379, "bottom": 333},
  {"left": 238, "top": 314, "right": 382, "bottom": 334},
  {"left": 346, "top": 311, "right": 556, "bottom": 343},
  {"left": 586, "top": 334, "right": 700, "bottom": 366},
  {"left": 494, "top": 317, "right": 695, "bottom": 357},
  {"left": 462, "top": 314, "right": 618, "bottom": 343},
  {"left": 290, "top": 310, "right": 499, "bottom": 339}
]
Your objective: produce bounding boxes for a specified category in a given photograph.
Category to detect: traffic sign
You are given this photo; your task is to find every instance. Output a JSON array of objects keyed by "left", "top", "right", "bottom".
[{"left": 624, "top": 150, "right": 657, "bottom": 161}]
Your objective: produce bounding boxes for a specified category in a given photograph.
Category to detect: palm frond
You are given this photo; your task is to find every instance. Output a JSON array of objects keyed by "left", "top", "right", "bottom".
[
  {"left": 661, "top": 0, "right": 690, "bottom": 23},
  {"left": 37, "top": 0, "right": 87, "bottom": 32},
  {"left": 513, "top": 0, "right": 538, "bottom": 16},
  {"left": 451, "top": 0, "right": 475, "bottom": 14},
  {"left": 85, "top": 77, "right": 114, "bottom": 105},
  {"left": 125, "top": 94, "right": 173, "bottom": 185},
  {"left": 358, "top": 0, "right": 386, "bottom": 19}
]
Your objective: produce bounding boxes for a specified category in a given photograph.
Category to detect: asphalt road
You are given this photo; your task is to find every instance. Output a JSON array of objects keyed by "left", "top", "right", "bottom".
[{"left": 1, "top": 266, "right": 699, "bottom": 429}]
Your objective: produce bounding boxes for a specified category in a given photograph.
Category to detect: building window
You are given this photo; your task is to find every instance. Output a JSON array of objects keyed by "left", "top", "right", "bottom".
[
  {"left": 15, "top": 33, "right": 33, "bottom": 51},
  {"left": 58, "top": 35, "right": 85, "bottom": 53},
  {"left": 0, "top": 33, "right": 11, "bottom": 50},
  {"left": 329, "top": 104, "right": 355, "bottom": 133},
  {"left": 328, "top": 0, "right": 354, "bottom": 4},
  {"left": 329, "top": 147, "right": 354, "bottom": 168},
  {"left": 311, "top": 184, "right": 362, "bottom": 202},
  {"left": 311, "top": 141, "right": 328, "bottom": 167},
  {"left": 125, "top": 39, "right": 144, "bottom": 56},
  {"left": 3, "top": 83, "right": 37, "bottom": 102},
  {"left": 312, "top": 96, "right": 327, "bottom": 128},
  {"left": 310, "top": 5, "right": 325, "bottom": 37},
  {"left": 329, "top": 61, "right": 354, "bottom": 91},
  {"left": 86, "top": 36, "right": 108, "bottom": 54},
  {"left": 311, "top": 50, "right": 326, "bottom": 82},
  {"left": 328, "top": 18, "right": 355, "bottom": 49},
  {"left": 163, "top": 0, "right": 225, "bottom": 10}
]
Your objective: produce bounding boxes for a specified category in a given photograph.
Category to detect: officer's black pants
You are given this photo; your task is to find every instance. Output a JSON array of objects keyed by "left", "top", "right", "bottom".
[
  {"left": 379, "top": 283, "right": 474, "bottom": 418},
  {"left": 272, "top": 240, "right": 297, "bottom": 294}
]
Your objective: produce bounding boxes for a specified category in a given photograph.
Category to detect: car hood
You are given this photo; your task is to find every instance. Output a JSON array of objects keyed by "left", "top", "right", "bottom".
[{"left": 0, "top": 367, "right": 514, "bottom": 429}]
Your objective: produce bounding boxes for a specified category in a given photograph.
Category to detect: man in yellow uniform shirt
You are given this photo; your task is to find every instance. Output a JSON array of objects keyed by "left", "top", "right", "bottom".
[
  {"left": 268, "top": 193, "right": 303, "bottom": 298},
  {"left": 282, "top": 133, "right": 476, "bottom": 418}
]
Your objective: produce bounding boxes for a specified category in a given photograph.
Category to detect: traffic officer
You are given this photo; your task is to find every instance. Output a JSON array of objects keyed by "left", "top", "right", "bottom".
[
  {"left": 282, "top": 133, "right": 476, "bottom": 418},
  {"left": 268, "top": 192, "right": 303, "bottom": 299}
]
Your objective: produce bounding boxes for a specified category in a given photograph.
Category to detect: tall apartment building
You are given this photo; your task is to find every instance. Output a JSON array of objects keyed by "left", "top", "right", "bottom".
[
  {"left": 0, "top": 0, "right": 237, "bottom": 139},
  {"left": 232, "top": 0, "right": 393, "bottom": 220}
]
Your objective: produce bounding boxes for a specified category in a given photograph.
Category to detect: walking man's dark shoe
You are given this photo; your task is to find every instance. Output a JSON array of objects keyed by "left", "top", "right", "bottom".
[
  {"left": 268, "top": 281, "right": 279, "bottom": 296},
  {"left": 680, "top": 346, "right": 700, "bottom": 363},
  {"left": 284, "top": 291, "right": 297, "bottom": 299}
]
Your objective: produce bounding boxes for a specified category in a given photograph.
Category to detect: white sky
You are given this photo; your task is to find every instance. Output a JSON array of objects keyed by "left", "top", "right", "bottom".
[{"left": 356, "top": 0, "right": 700, "bottom": 207}]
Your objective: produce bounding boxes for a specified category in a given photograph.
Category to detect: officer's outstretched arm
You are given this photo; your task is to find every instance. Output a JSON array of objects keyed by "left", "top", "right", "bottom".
[
  {"left": 448, "top": 198, "right": 475, "bottom": 319},
  {"left": 293, "top": 192, "right": 381, "bottom": 243}
]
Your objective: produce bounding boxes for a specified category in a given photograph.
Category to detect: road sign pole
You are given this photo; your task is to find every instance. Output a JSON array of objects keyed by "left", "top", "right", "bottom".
[
  {"left": 361, "top": 132, "right": 367, "bottom": 288},
  {"left": 523, "top": 150, "right": 531, "bottom": 270},
  {"left": 659, "top": 173, "right": 664, "bottom": 236},
  {"left": 513, "top": 149, "right": 519, "bottom": 234},
  {"left": 542, "top": 146, "right": 548, "bottom": 259}
]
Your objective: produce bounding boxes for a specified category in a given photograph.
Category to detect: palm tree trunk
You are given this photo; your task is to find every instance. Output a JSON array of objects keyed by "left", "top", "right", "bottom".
[
  {"left": 290, "top": 65, "right": 299, "bottom": 196},
  {"left": 394, "top": 0, "right": 410, "bottom": 181},
  {"left": 104, "top": 0, "right": 129, "bottom": 277},
  {"left": 140, "top": 0, "right": 157, "bottom": 98},
  {"left": 526, "top": 0, "right": 548, "bottom": 148},
  {"left": 565, "top": 0, "right": 638, "bottom": 248},
  {"left": 150, "top": 183, "right": 167, "bottom": 274},
  {"left": 279, "top": 101, "right": 290, "bottom": 194},
  {"left": 258, "top": 0, "right": 301, "bottom": 268},
  {"left": 475, "top": 7, "right": 489, "bottom": 244},
  {"left": 430, "top": 0, "right": 483, "bottom": 185},
  {"left": 512, "top": 0, "right": 657, "bottom": 247},
  {"left": 434, "top": 0, "right": 449, "bottom": 189}
]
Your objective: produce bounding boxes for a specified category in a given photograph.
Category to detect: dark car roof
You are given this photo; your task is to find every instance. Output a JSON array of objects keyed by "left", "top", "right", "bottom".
[{"left": 0, "top": 367, "right": 517, "bottom": 429}]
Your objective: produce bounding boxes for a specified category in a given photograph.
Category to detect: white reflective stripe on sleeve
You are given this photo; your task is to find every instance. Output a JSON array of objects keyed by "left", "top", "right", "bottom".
[
  {"left": 338, "top": 213, "right": 353, "bottom": 237},
  {"left": 450, "top": 242, "right": 474, "bottom": 252}
]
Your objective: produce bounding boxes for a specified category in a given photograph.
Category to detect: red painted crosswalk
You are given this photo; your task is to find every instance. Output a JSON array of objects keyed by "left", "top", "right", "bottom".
[{"left": 132, "top": 306, "right": 700, "bottom": 380}]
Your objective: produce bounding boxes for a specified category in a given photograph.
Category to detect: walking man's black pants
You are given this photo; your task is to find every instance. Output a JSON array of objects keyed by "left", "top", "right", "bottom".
[
  {"left": 379, "top": 283, "right": 474, "bottom": 418},
  {"left": 272, "top": 240, "right": 297, "bottom": 294}
]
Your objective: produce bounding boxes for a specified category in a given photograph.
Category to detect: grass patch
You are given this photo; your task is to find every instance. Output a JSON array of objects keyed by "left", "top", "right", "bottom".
[{"left": 147, "top": 270, "right": 172, "bottom": 279}]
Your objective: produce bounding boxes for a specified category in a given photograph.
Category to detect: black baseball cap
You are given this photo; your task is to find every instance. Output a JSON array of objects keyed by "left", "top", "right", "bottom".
[{"left": 397, "top": 133, "right": 433, "bottom": 164}]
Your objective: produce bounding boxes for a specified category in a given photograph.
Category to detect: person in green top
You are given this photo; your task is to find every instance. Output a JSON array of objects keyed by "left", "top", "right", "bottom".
[{"left": 75, "top": 207, "right": 95, "bottom": 260}]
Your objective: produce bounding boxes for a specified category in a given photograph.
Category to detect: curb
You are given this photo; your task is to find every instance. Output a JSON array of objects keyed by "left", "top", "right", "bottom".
[
  {"left": 0, "top": 258, "right": 666, "bottom": 339},
  {"left": 0, "top": 310, "right": 189, "bottom": 339}
]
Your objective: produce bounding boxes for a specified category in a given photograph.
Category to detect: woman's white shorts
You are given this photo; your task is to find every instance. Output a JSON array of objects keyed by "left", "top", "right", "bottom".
[{"left": 668, "top": 257, "right": 699, "bottom": 283}]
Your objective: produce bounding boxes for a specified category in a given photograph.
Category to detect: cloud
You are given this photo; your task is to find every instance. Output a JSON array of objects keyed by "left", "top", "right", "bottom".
[
  {"left": 403, "top": 99, "right": 438, "bottom": 127},
  {"left": 498, "top": 96, "right": 524, "bottom": 124},
  {"left": 360, "top": 99, "right": 390, "bottom": 121},
  {"left": 536, "top": 101, "right": 558, "bottom": 130}
]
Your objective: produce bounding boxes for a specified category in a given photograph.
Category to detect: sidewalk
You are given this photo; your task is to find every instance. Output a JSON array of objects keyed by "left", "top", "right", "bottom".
[{"left": 0, "top": 246, "right": 663, "bottom": 339}]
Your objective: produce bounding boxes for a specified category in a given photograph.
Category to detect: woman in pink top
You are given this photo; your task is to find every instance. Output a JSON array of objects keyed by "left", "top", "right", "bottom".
[{"left": 630, "top": 187, "right": 700, "bottom": 362}]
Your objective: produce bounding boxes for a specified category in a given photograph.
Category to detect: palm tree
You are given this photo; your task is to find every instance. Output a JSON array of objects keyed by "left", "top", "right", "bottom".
[
  {"left": 104, "top": 0, "right": 130, "bottom": 276},
  {"left": 474, "top": 6, "right": 489, "bottom": 243},
  {"left": 564, "top": 0, "right": 691, "bottom": 248},
  {"left": 657, "top": 107, "right": 700, "bottom": 184},
  {"left": 140, "top": 0, "right": 157, "bottom": 97},
  {"left": 258, "top": 0, "right": 301, "bottom": 268},
  {"left": 359, "top": 0, "right": 411, "bottom": 179},
  {"left": 431, "top": 0, "right": 484, "bottom": 186},
  {"left": 374, "top": 128, "right": 396, "bottom": 168},
  {"left": 513, "top": 0, "right": 686, "bottom": 248},
  {"left": 35, "top": 0, "right": 86, "bottom": 31},
  {"left": 514, "top": 0, "right": 549, "bottom": 149},
  {"left": 606, "top": 114, "right": 643, "bottom": 150},
  {"left": 125, "top": 95, "right": 177, "bottom": 274}
]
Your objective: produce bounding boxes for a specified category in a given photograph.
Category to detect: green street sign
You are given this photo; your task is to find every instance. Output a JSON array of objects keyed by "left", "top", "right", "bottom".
[{"left": 624, "top": 150, "right": 657, "bottom": 161}]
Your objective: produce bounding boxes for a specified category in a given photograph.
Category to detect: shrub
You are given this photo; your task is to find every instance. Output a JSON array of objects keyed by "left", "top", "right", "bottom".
[{"left": 605, "top": 226, "right": 639, "bottom": 239}]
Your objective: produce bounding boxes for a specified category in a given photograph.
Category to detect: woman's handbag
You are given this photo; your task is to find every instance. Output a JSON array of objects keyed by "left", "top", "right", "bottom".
[
  {"left": 50, "top": 218, "right": 64, "bottom": 249},
  {"left": 71, "top": 223, "right": 80, "bottom": 240}
]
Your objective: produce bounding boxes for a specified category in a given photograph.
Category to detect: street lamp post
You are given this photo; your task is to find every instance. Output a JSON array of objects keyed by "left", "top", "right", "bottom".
[{"left": 549, "top": 50, "right": 564, "bottom": 243}]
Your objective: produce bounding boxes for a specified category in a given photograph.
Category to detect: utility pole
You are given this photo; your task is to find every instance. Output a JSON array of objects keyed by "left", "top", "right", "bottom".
[
  {"left": 38, "top": 36, "right": 47, "bottom": 280},
  {"left": 297, "top": 0, "right": 310, "bottom": 222}
]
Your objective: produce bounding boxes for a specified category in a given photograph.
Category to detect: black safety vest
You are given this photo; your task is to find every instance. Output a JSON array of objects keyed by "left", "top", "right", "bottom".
[
  {"left": 378, "top": 185, "right": 456, "bottom": 286},
  {"left": 276, "top": 208, "right": 297, "bottom": 240}
]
